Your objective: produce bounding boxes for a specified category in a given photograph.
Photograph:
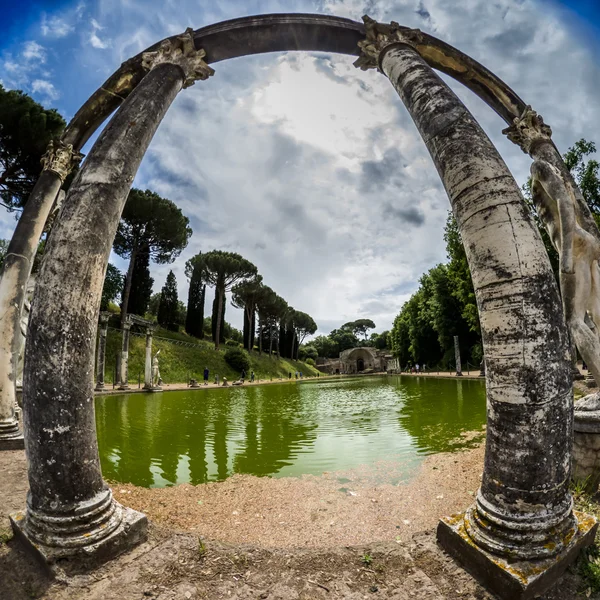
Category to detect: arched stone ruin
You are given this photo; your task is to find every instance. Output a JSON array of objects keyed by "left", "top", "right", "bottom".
[{"left": 0, "top": 13, "right": 597, "bottom": 598}]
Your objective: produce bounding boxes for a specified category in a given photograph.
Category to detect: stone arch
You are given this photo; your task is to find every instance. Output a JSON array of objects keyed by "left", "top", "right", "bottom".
[{"left": 2, "top": 13, "right": 593, "bottom": 594}]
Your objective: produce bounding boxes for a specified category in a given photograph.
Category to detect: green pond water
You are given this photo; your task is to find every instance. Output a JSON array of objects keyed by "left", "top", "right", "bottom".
[{"left": 95, "top": 375, "right": 486, "bottom": 488}]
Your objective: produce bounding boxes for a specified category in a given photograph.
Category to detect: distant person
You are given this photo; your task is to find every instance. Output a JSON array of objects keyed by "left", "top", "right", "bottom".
[
  {"left": 250, "top": 371, "right": 255, "bottom": 382},
  {"left": 289, "top": 372, "right": 292, "bottom": 379},
  {"left": 214, "top": 374, "right": 219, "bottom": 385},
  {"left": 416, "top": 363, "right": 420, "bottom": 373},
  {"left": 241, "top": 368, "right": 246, "bottom": 381},
  {"left": 203, "top": 367, "right": 209, "bottom": 385},
  {"left": 300, "top": 372, "right": 303, "bottom": 379},
  {"left": 295, "top": 371, "right": 298, "bottom": 379}
]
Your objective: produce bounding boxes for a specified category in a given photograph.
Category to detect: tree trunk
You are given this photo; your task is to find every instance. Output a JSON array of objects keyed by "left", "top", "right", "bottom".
[
  {"left": 215, "top": 285, "right": 224, "bottom": 351},
  {"left": 269, "top": 323, "right": 273, "bottom": 356},
  {"left": 258, "top": 316, "right": 262, "bottom": 355},
  {"left": 120, "top": 245, "right": 137, "bottom": 327},
  {"left": 381, "top": 43, "right": 573, "bottom": 560}
]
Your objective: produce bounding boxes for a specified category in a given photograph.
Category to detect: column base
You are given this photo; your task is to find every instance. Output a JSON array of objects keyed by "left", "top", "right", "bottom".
[
  {"left": 0, "top": 419, "right": 25, "bottom": 450},
  {"left": 437, "top": 510, "right": 597, "bottom": 600},
  {"left": 0, "top": 433, "right": 25, "bottom": 450},
  {"left": 117, "top": 384, "right": 130, "bottom": 391},
  {"left": 148, "top": 386, "right": 162, "bottom": 393},
  {"left": 95, "top": 383, "right": 105, "bottom": 391},
  {"left": 585, "top": 376, "right": 597, "bottom": 388},
  {"left": 10, "top": 504, "right": 147, "bottom": 576}
]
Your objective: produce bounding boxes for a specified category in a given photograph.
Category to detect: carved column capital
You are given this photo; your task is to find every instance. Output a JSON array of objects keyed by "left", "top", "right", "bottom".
[
  {"left": 354, "top": 15, "right": 424, "bottom": 71},
  {"left": 40, "top": 140, "right": 83, "bottom": 183},
  {"left": 502, "top": 105, "right": 552, "bottom": 155},
  {"left": 142, "top": 27, "right": 214, "bottom": 88}
]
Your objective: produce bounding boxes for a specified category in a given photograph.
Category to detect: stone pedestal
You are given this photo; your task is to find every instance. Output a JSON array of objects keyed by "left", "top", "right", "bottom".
[
  {"left": 573, "top": 408, "right": 600, "bottom": 492},
  {"left": 118, "top": 318, "right": 132, "bottom": 390},
  {"left": 10, "top": 497, "right": 147, "bottom": 576},
  {"left": 95, "top": 312, "right": 110, "bottom": 391},
  {"left": 585, "top": 374, "right": 597, "bottom": 388},
  {"left": 438, "top": 510, "right": 597, "bottom": 600}
]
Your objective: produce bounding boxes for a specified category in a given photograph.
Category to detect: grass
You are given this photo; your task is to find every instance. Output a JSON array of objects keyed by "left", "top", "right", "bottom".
[
  {"left": 572, "top": 481, "right": 600, "bottom": 595},
  {"left": 101, "top": 326, "right": 320, "bottom": 385}
]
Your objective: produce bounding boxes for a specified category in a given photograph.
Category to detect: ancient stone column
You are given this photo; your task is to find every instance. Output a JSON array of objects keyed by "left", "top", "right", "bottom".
[
  {"left": 144, "top": 325, "right": 154, "bottom": 390},
  {"left": 11, "top": 29, "right": 214, "bottom": 571},
  {"left": 118, "top": 318, "right": 132, "bottom": 390},
  {"left": 95, "top": 312, "right": 110, "bottom": 391},
  {"left": 355, "top": 17, "right": 595, "bottom": 598},
  {"left": 0, "top": 143, "right": 81, "bottom": 451},
  {"left": 453, "top": 335, "right": 462, "bottom": 377}
]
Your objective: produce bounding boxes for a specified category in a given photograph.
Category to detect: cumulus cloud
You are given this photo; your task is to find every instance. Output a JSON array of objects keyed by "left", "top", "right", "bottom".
[
  {"left": 31, "top": 79, "right": 59, "bottom": 101},
  {"left": 90, "top": 18, "right": 111, "bottom": 49},
  {"left": 22, "top": 41, "right": 46, "bottom": 63},
  {"left": 41, "top": 15, "right": 74, "bottom": 38}
]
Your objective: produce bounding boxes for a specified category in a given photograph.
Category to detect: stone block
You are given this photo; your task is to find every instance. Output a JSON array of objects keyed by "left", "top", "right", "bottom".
[
  {"left": 0, "top": 434, "right": 25, "bottom": 450},
  {"left": 10, "top": 504, "right": 148, "bottom": 576},
  {"left": 437, "top": 510, "right": 597, "bottom": 600}
]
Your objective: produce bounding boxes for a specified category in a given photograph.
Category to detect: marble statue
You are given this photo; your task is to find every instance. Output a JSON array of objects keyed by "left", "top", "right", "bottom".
[
  {"left": 151, "top": 350, "right": 161, "bottom": 388},
  {"left": 16, "top": 274, "right": 37, "bottom": 388},
  {"left": 505, "top": 107, "right": 600, "bottom": 401}
]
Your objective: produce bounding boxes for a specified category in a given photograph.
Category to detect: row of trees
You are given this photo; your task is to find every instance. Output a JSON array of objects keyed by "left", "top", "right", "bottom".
[
  {"left": 389, "top": 138, "right": 600, "bottom": 369},
  {"left": 185, "top": 250, "right": 317, "bottom": 357}
]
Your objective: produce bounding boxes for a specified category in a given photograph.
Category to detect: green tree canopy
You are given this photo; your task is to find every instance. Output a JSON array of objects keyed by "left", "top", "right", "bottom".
[
  {"left": 157, "top": 270, "right": 179, "bottom": 331},
  {"left": 196, "top": 250, "right": 258, "bottom": 350},
  {"left": 0, "top": 85, "right": 66, "bottom": 210},
  {"left": 100, "top": 263, "right": 123, "bottom": 311},
  {"left": 114, "top": 188, "right": 192, "bottom": 325},
  {"left": 342, "top": 318, "right": 376, "bottom": 340}
]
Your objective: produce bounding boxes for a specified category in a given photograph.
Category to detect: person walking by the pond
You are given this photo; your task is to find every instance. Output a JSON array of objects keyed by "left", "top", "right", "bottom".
[
  {"left": 300, "top": 372, "right": 303, "bottom": 379},
  {"left": 241, "top": 368, "right": 246, "bottom": 381},
  {"left": 250, "top": 371, "right": 255, "bottom": 382},
  {"left": 288, "top": 372, "right": 292, "bottom": 379},
  {"left": 295, "top": 371, "right": 298, "bottom": 379},
  {"left": 203, "top": 367, "right": 209, "bottom": 385},
  {"left": 416, "top": 363, "right": 420, "bottom": 373}
]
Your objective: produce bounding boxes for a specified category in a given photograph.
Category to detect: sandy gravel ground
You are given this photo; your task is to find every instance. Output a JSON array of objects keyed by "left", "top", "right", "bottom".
[
  {"left": 0, "top": 439, "right": 585, "bottom": 599},
  {"left": 111, "top": 435, "right": 485, "bottom": 548}
]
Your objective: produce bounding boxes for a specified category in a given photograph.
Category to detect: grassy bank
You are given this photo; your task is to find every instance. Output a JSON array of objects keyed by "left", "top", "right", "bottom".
[{"left": 102, "top": 327, "right": 319, "bottom": 385}]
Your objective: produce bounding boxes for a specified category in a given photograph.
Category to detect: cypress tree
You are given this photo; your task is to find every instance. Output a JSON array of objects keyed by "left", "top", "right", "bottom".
[
  {"left": 157, "top": 270, "right": 179, "bottom": 331},
  {"left": 126, "top": 247, "right": 153, "bottom": 317},
  {"left": 185, "top": 259, "right": 205, "bottom": 338}
]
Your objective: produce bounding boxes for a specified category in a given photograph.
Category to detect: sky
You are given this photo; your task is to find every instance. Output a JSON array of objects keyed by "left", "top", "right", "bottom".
[{"left": 0, "top": 0, "right": 599, "bottom": 337}]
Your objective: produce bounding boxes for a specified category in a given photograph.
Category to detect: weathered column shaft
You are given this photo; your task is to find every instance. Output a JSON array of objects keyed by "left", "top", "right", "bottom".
[
  {"left": 22, "top": 62, "right": 185, "bottom": 522},
  {"left": 95, "top": 314, "right": 109, "bottom": 391},
  {"left": 0, "top": 173, "right": 60, "bottom": 447},
  {"left": 380, "top": 43, "right": 574, "bottom": 558},
  {"left": 119, "top": 323, "right": 131, "bottom": 390},
  {"left": 144, "top": 329, "right": 153, "bottom": 389}
]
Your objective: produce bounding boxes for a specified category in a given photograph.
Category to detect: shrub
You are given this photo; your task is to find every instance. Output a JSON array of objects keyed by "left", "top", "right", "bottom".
[
  {"left": 225, "top": 339, "right": 240, "bottom": 347},
  {"left": 224, "top": 347, "right": 250, "bottom": 373},
  {"left": 305, "top": 358, "right": 316, "bottom": 367}
]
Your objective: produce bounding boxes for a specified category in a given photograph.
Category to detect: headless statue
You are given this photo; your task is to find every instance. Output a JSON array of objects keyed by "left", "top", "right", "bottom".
[
  {"left": 505, "top": 108, "right": 600, "bottom": 408},
  {"left": 16, "top": 273, "right": 37, "bottom": 388},
  {"left": 151, "top": 349, "right": 161, "bottom": 388}
]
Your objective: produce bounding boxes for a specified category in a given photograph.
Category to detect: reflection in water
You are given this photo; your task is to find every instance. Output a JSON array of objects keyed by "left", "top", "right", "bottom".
[
  {"left": 395, "top": 376, "right": 486, "bottom": 453},
  {"left": 96, "top": 376, "right": 486, "bottom": 487}
]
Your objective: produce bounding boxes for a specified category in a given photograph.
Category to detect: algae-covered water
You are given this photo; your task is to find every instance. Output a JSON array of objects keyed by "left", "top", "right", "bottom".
[{"left": 95, "top": 375, "right": 486, "bottom": 488}]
